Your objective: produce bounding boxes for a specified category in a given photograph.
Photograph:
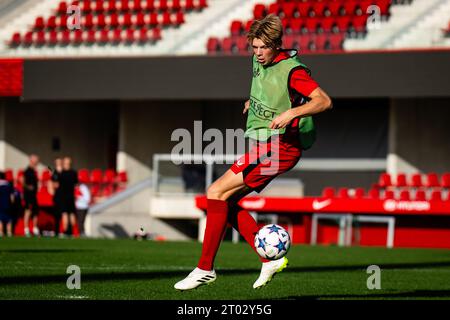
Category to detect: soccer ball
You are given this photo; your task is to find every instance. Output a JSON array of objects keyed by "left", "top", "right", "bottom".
[{"left": 254, "top": 224, "right": 291, "bottom": 260}]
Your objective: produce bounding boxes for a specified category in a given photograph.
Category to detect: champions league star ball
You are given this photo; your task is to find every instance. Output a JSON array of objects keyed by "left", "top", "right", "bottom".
[{"left": 254, "top": 224, "right": 291, "bottom": 260}]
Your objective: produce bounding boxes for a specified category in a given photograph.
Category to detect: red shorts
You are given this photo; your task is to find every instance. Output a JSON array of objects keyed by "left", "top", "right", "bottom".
[{"left": 230, "top": 132, "right": 302, "bottom": 193}]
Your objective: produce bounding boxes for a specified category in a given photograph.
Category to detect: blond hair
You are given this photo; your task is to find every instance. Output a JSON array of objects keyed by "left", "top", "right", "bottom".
[{"left": 247, "top": 14, "right": 283, "bottom": 49}]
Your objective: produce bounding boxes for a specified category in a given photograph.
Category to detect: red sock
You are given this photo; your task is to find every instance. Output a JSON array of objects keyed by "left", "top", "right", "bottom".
[
  {"left": 197, "top": 199, "right": 229, "bottom": 271},
  {"left": 228, "top": 205, "right": 270, "bottom": 263}
]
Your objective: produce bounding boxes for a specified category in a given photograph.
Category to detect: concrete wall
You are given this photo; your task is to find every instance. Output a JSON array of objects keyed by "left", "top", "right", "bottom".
[
  {"left": 388, "top": 98, "right": 450, "bottom": 174},
  {"left": 0, "top": 98, "right": 118, "bottom": 172}
]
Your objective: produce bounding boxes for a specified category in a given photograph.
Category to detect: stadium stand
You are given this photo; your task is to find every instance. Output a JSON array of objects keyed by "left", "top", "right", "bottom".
[
  {"left": 207, "top": 0, "right": 397, "bottom": 55},
  {"left": 6, "top": 0, "right": 209, "bottom": 48}
]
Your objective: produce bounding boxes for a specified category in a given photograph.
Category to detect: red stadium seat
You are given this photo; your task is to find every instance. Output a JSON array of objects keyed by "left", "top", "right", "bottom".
[
  {"left": 90, "top": 169, "right": 103, "bottom": 184},
  {"left": 253, "top": 4, "right": 266, "bottom": 20},
  {"left": 198, "top": 0, "right": 208, "bottom": 10},
  {"left": 83, "top": 14, "right": 94, "bottom": 29},
  {"left": 118, "top": 0, "right": 130, "bottom": 12},
  {"left": 96, "top": 14, "right": 107, "bottom": 29},
  {"left": 117, "top": 171, "right": 128, "bottom": 183},
  {"left": 383, "top": 190, "right": 395, "bottom": 200},
  {"left": 399, "top": 190, "right": 411, "bottom": 201},
  {"left": 338, "top": 187, "right": 349, "bottom": 199},
  {"left": 322, "top": 187, "right": 336, "bottom": 198},
  {"left": 103, "top": 169, "right": 117, "bottom": 184},
  {"left": 304, "top": 17, "right": 320, "bottom": 33},
  {"left": 138, "top": 28, "right": 149, "bottom": 43},
  {"left": 299, "top": 34, "right": 312, "bottom": 52},
  {"left": 283, "top": 34, "right": 296, "bottom": 49},
  {"left": 106, "top": 0, "right": 118, "bottom": 12},
  {"left": 47, "top": 16, "right": 57, "bottom": 30},
  {"left": 281, "top": 2, "right": 297, "bottom": 19},
  {"left": 35, "top": 31, "right": 46, "bottom": 46},
  {"left": 99, "top": 29, "right": 110, "bottom": 43},
  {"left": 426, "top": 173, "right": 440, "bottom": 188},
  {"left": 377, "top": 0, "right": 391, "bottom": 16},
  {"left": 410, "top": 173, "right": 423, "bottom": 188},
  {"left": 161, "top": 12, "right": 172, "bottom": 26},
  {"left": 94, "top": 0, "right": 104, "bottom": 14},
  {"left": 175, "top": 11, "right": 185, "bottom": 25},
  {"left": 320, "top": 16, "right": 335, "bottom": 33},
  {"left": 378, "top": 173, "right": 392, "bottom": 188},
  {"left": 23, "top": 31, "right": 33, "bottom": 46},
  {"left": 9, "top": 33, "right": 21, "bottom": 47},
  {"left": 152, "top": 27, "right": 162, "bottom": 41},
  {"left": 297, "top": 2, "right": 311, "bottom": 18},
  {"left": 108, "top": 13, "right": 120, "bottom": 29},
  {"left": 78, "top": 169, "right": 90, "bottom": 184},
  {"left": 57, "top": 2, "right": 68, "bottom": 15},
  {"left": 170, "top": 0, "right": 181, "bottom": 11},
  {"left": 185, "top": 0, "right": 195, "bottom": 11},
  {"left": 311, "top": 1, "right": 327, "bottom": 17},
  {"left": 313, "top": 33, "right": 328, "bottom": 51},
  {"left": 395, "top": 173, "right": 407, "bottom": 187},
  {"left": 431, "top": 190, "right": 442, "bottom": 202},
  {"left": 335, "top": 15, "right": 351, "bottom": 33},
  {"left": 289, "top": 18, "right": 303, "bottom": 34},
  {"left": 230, "top": 20, "right": 244, "bottom": 36},
  {"left": 442, "top": 173, "right": 450, "bottom": 188},
  {"left": 158, "top": 0, "right": 168, "bottom": 12},
  {"left": 125, "top": 28, "right": 136, "bottom": 43},
  {"left": 343, "top": 0, "right": 358, "bottom": 16},
  {"left": 415, "top": 190, "right": 426, "bottom": 201},
  {"left": 58, "top": 15, "right": 68, "bottom": 29},
  {"left": 352, "top": 15, "right": 368, "bottom": 33},
  {"left": 34, "top": 16, "right": 45, "bottom": 30},
  {"left": 131, "top": 0, "right": 143, "bottom": 12},
  {"left": 268, "top": 3, "right": 280, "bottom": 15},
  {"left": 327, "top": 1, "right": 342, "bottom": 17},
  {"left": 86, "top": 30, "right": 97, "bottom": 44},
  {"left": 122, "top": 13, "right": 133, "bottom": 28},
  {"left": 60, "top": 30, "right": 71, "bottom": 45},
  {"left": 329, "top": 33, "right": 344, "bottom": 51},
  {"left": 368, "top": 188, "right": 380, "bottom": 199},
  {"left": 358, "top": 0, "right": 373, "bottom": 16},
  {"left": 354, "top": 188, "right": 365, "bottom": 199},
  {"left": 82, "top": 0, "right": 92, "bottom": 14},
  {"left": 207, "top": 37, "right": 220, "bottom": 53},
  {"left": 4, "top": 169, "right": 14, "bottom": 183},
  {"left": 149, "top": 12, "right": 158, "bottom": 26},
  {"left": 112, "top": 29, "right": 123, "bottom": 43}
]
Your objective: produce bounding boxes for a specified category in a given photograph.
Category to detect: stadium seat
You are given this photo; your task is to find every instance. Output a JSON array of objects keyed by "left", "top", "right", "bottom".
[
  {"left": 106, "top": 0, "right": 118, "bottom": 12},
  {"left": 253, "top": 4, "right": 266, "bottom": 20},
  {"left": 354, "top": 188, "right": 365, "bottom": 199},
  {"left": 352, "top": 15, "right": 368, "bottom": 34},
  {"left": 383, "top": 190, "right": 395, "bottom": 200},
  {"left": 9, "top": 33, "right": 21, "bottom": 47},
  {"left": 78, "top": 169, "right": 90, "bottom": 184},
  {"left": 368, "top": 188, "right": 380, "bottom": 199},
  {"left": 378, "top": 173, "right": 392, "bottom": 188},
  {"left": 426, "top": 173, "right": 440, "bottom": 188},
  {"left": 338, "top": 187, "right": 350, "bottom": 199},
  {"left": 221, "top": 37, "right": 234, "bottom": 54},
  {"left": 304, "top": 17, "right": 320, "bottom": 34},
  {"left": 297, "top": 2, "right": 311, "bottom": 18},
  {"left": 320, "top": 16, "right": 335, "bottom": 33},
  {"left": 415, "top": 190, "right": 426, "bottom": 201},
  {"left": 281, "top": 3, "right": 298, "bottom": 19},
  {"left": 4, "top": 169, "right": 14, "bottom": 183},
  {"left": 289, "top": 18, "right": 303, "bottom": 34},
  {"left": 34, "top": 17, "right": 45, "bottom": 30},
  {"left": 410, "top": 173, "right": 423, "bottom": 188},
  {"left": 236, "top": 36, "right": 249, "bottom": 54},
  {"left": 442, "top": 173, "right": 450, "bottom": 188},
  {"left": 395, "top": 173, "right": 407, "bottom": 188},
  {"left": 170, "top": 0, "right": 181, "bottom": 12},
  {"left": 322, "top": 187, "right": 336, "bottom": 198},
  {"left": 131, "top": 0, "right": 143, "bottom": 12},
  {"left": 117, "top": 171, "right": 128, "bottom": 183},
  {"left": 90, "top": 169, "right": 103, "bottom": 184},
  {"left": 335, "top": 15, "right": 351, "bottom": 33},
  {"left": 431, "top": 190, "right": 442, "bottom": 202},
  {"left": 57, "top": 2, "right": 68, "bottom": 15},
  {"left": 103, "top": 169, "right": 117, "bottom": 184},
  {"left": 230, "top": 20, "right": 244, "bottom": 36},
  {"left": 343, "top": 0, "right": 358, "bottom": 16},
  {"left": 207, "top": 37, "right": 220, "bottom": 53},
  {"left": 399, "top": 190, "right": 411, "bottom": 201},
  {"left": 268, "top": 3, "right": 281, "bottom": 16},
  {"left": 311, "top": 1, "right": 327, "bottom": 17},
  {"left": 329, "top": 33, "right": 344, "bottom": 50},
  {"left": 327, "top": 1, "right": 342, "bottom": 17}
]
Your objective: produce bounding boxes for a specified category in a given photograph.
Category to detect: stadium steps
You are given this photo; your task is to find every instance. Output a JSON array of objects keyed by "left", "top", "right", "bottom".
[
  {"left": 175, "top": 0, "right": 274, "bottom": 55},
  {"left": 390, "top": 0, "right": 450, "bottom": 48},
  {"left": 0, "top": 0, "right": 56, "bottom": 55},
  {"left": 344, "top": 0, "right": 444, "bottom": 50}
]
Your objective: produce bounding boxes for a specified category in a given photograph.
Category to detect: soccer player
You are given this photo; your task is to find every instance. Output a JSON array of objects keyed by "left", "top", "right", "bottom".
[{"left": 174, "top": 14, "right": 332, "bottom": 290}]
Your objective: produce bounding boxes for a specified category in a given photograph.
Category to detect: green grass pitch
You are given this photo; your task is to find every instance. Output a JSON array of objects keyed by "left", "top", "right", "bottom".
[{"left": 1, "top": 237, "right": 450, "bottom": 300}]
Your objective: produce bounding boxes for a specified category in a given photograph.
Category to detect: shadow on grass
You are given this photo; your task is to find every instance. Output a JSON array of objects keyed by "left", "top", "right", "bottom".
[
  {"left": 1, "top": 261, "right": 450, "bottom": 286},
  {"left": 0, "top": 249, "right": 98, "bottom": 254},
  {"left": 271, "top": 289, "right": 450, "bottom": 300}
]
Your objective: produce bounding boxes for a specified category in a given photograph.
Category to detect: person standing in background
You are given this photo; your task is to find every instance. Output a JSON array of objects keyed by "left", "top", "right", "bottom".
[
  {"left": 50, "top": 157, "right": 63, "bottom": 237},
  {"left": 22, "top": 154, "right": 40, "bottom": 237},
  {"left": 0, "top": 172, "right": 14, "bottom": 237},
  {"left": 75, "top": 174, "right": 91, "bottom": 237},
  {"left": 59, "top": 157, "right": 78, "bottom": 237}
]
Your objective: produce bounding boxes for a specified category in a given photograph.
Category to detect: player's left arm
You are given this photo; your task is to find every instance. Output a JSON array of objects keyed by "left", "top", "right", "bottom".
[{"left": 270, "top": 87, "right": 333, "bottom": 129}]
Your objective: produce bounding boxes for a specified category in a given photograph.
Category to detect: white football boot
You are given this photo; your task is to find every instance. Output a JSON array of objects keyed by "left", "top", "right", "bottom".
[
  {"left": 174, "top": 267, "right": 216, "bottom": 291},
  {"left": 253, "top": 257, "right": 289, "bottom": 289}
]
